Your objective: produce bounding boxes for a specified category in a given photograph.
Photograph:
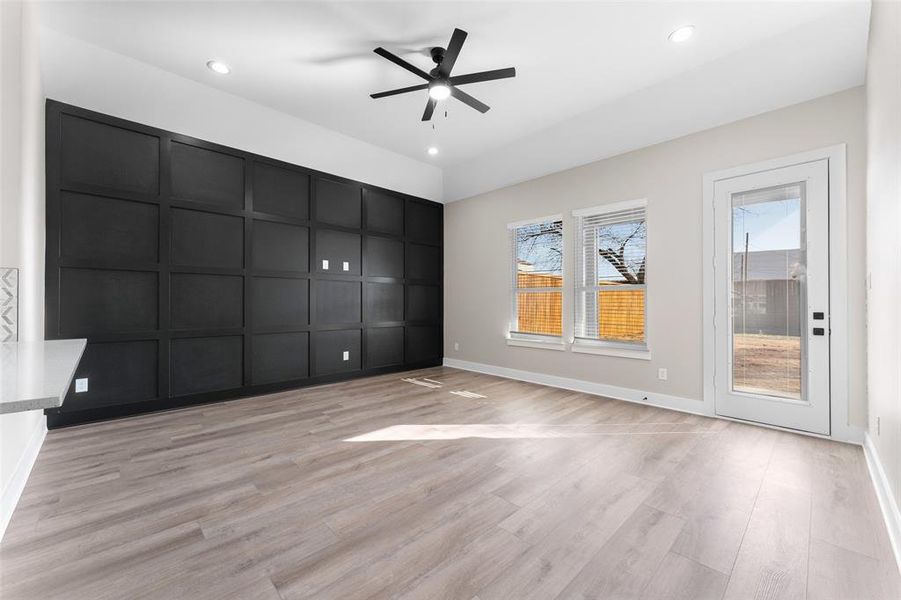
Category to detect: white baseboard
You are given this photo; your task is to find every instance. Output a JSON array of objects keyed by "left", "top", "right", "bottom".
[
  {"left": 0, "top": 417, "right": 47, "bottom": 542},
  {"left": 863, "top": 432, "right": 901, "bottom": 574},
  {"left": 442, "top": 358, "right": 863, "bottom": 445},
  {"left": 442, "top": 358, "right": 709, "bottom": 417}
]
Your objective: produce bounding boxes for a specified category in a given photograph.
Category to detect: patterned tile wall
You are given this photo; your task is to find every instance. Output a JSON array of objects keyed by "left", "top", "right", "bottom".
[{"left": 1, "top": 268, "right": 18, "bottom": 342}]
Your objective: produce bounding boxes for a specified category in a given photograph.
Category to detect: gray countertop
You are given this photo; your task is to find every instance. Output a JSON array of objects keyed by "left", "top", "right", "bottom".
[{"left": 0, "top": 339, "right": 87, "bottom": 414}]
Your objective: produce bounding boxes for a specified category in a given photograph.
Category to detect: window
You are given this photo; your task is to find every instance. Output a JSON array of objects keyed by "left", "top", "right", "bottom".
[
  {"left": 508, "top": 217, "right": 563, "bottom": 340},
  {"left": 573, "top": 200, "right": 648, "bottom": 350}
]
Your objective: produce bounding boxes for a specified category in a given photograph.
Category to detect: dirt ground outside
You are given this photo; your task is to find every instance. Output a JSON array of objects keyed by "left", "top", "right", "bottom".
[{"left": 733, "top": 333, "right": 802, "bottom": 399}]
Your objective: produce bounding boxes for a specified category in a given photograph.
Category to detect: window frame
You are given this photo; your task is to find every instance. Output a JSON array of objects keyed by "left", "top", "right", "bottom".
[
  {"left": 507, "top": 214, "right": 564, "bottom": 344},
  {"left": 572, "top": 199, "right": 650, "bottom": 358}
]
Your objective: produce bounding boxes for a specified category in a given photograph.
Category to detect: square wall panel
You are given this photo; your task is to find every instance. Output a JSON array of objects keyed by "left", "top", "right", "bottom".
[
  {"left": 406, "top": 325, "right": 442, "bottom": 363},
  {"left": 405, "top": 200, "right": 442, "bottom": 243},
  {"left": 59, "top": 268, "right": 157, "bottom": 335},
  {"left": 171, "top": 208, "right": 244, "bottom": 269},
  {"left": 252, "top": 277, "right": 309, "bottom": 329},
  {"left": 170, "top": 335, "right": 243, "bottom": 396},
  {"left": 63, "top": 341, "right": 158, "bottom": 410},
  {"left": 253, "top": 221, "right": 309, "bottom": 272},
  {"left": 315, "top": 229, "right": 361, "bottom": 275},
  {"left": 171, "top": 142, "right": 244, "bottom": 208},
  {"left": 407, "top": 284, "right": 441, "bottom": 322},
  {"left": 405, "top": 243, "right": 441, "bottom": 281},
  {"left": 252, "top": 332, "right": 309, "bottom": 384},
  {"left": 366, "top": 327, "right": 403, "bottom": 368},
  {"left": 253, "top": 162, "right": 309, "bottom": 219},
  {"left": 313, "top": 329, "right": 361, "bottom": 376},
  {"left": 60, "top": 192, "right": 159, "bottom": 263},
  {"left": 366, "top": 282, "right": 403, "bottom": 323},
  {"left": 367, "top": 236, "right": 404, "bottom": 278},
  {"left": 365, "top": 190, "right": 403, "bottom": 236},
  {"left": 315, "top": 280, "right": 361, "bottom": 325},
  {"left": 171, "top": 274, "right": 243, "bottom": 330},
  {"left": 316, "top": 178, "right": 361, "bottom": 228},
  {"left": 60, "top": 114, "right": 159, "bottom": 195}
]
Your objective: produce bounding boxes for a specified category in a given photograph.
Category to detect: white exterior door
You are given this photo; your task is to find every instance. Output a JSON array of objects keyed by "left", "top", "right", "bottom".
[{"left": 713, "top": 159, "right": 830, "bottom": 434}]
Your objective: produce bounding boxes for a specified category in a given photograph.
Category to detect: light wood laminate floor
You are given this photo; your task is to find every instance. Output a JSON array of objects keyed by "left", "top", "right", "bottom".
[{"left": 1, "top": 367, "right": 898, "bottom": 599}]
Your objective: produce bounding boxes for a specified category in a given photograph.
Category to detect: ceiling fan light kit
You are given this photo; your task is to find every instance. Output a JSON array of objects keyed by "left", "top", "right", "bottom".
[
  {"left": 370, "top": 28, "right": 516, "bottom": 121},
  {"left": 428, "top": 82, "right": 451, "bottom": 100}
]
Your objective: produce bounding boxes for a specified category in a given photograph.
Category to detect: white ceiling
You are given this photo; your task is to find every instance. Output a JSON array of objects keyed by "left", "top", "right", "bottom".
[{"left": 36, "top": 1, "right": 870, "bottom": 198}]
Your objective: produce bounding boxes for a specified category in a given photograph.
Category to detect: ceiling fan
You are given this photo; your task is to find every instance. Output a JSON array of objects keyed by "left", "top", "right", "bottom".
[{"left": 370, "top": 28, "right": 516, "bottom": 121}]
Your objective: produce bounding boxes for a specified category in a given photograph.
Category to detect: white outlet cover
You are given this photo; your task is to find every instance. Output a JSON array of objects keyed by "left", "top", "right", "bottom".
[
  {"left": 657, "top": 368, "right": 667, "bottom": 381},
  {"left": 322, "top": 259, "right": 329, "bottom": 270},
  {"left": 342, "top": 350, "right": 349, "bottom": 361},
  {"left": 75, "top": 378, "right": 88, "bottom": 393},
  {"left": 342, "top": 261, "right": 349, "bottom": 271},
  {"left": 454, "top": 342, "right": 460, "bottom": 351}
]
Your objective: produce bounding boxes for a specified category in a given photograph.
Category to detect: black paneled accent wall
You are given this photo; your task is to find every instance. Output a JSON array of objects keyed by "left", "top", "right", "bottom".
[{"left": 45, "top": 101, "right": 443, "bottom": 428}]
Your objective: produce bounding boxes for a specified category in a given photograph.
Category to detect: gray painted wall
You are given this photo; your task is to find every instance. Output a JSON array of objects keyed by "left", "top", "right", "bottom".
[{"left": 444, "top": 87, "right": 867, "bottom": 426}]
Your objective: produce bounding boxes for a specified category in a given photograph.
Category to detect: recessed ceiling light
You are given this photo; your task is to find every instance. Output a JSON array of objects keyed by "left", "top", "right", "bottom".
[
  {"left": 427, "top": 147, "right": 439, "bottom": 156},
  {"left": 206, "top": 60, "right": 231, "bottom": 74},
  {"left": 668, "top": 25, "right": 695, "bottom": 43},
  {"left": 428, "top": 82, "right": 451, "bottom": 101}
]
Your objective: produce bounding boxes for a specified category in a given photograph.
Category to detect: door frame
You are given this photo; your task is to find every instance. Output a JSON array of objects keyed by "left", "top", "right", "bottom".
[
  {"left": 702, "top": 144, "right": 859, "bottom": 443},
  {"left": 713, "top": 161, "right": 829, "bottom": 434}
]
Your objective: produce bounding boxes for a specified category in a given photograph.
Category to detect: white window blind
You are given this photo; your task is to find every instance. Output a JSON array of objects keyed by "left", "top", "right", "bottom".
[
  {"left": 574, "top": 201, "right": 647, "bottom": 346},
  {"left": 509, "top": 218, "right": 563, "bottom": 338}
]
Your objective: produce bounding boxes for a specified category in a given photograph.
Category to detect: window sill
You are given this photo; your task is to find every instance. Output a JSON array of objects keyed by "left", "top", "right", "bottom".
[
  {"left": 506, "top": 336, "right": 566, "bottom": 351},
  {"left": 571, "top": 341, "right": 652, "bottom": 360}
]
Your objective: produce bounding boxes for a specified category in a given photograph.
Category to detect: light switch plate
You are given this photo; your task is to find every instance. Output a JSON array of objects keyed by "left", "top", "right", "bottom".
[
  {"left": 342, "top": 261, "right": 349, "bottom": 271},
  {"left": 322, "top": 259, "right": 329, "bottom": 270},
  {"left": 342, "top": 350, "right": 350, "bottom": 361},
  {"left": 75, "top": 378, "right": 88, "bottom": 393}
]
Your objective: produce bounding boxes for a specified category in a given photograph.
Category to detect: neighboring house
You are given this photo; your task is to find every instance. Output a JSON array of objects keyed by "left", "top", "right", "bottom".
[{"left": 732, "top": 249, "right": 802, "bottom": 335}]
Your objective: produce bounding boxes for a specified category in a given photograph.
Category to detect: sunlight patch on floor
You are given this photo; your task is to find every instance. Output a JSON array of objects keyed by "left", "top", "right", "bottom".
[
  {"left": 401, "top": 377, "right": 442, "bottom": 389},
  {"left": 450, "top": 390, "right": 487, "bottom": 399}
]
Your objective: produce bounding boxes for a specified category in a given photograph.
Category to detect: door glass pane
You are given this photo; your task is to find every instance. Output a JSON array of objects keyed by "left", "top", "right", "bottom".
[{"left": 731, "top": 183, "right": 805, "bottom": 400}]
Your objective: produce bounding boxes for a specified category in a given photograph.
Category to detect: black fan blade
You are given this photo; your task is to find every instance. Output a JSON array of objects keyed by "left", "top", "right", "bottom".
[
  {"left": 450, "top": 86, "right": 489, "bottom": 113},
  {"left": 373, "top": 47, "right": 432, "bottom": 80},
  {"left": 370, "top": 83, "right": 429, "bottom": 99},
  {"left": 422, "top": 97, "right": 438, "bottom": 121},
  {"left": 448, "top": 67, "right": 516, "bottom": 86},
  {"left": 438, "top": 28, "right": 468, "bottom": 77}
]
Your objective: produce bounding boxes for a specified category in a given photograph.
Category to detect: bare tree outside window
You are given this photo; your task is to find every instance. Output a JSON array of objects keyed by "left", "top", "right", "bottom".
[
  {"left": 597, "top": 220, "right": 646, "bottom": 285},
  {"left": 511, "top": 220, "right": 563, "bottom": 336},
  {"left": 515, "top": 222, "right": 563, "bottom": 276}
]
